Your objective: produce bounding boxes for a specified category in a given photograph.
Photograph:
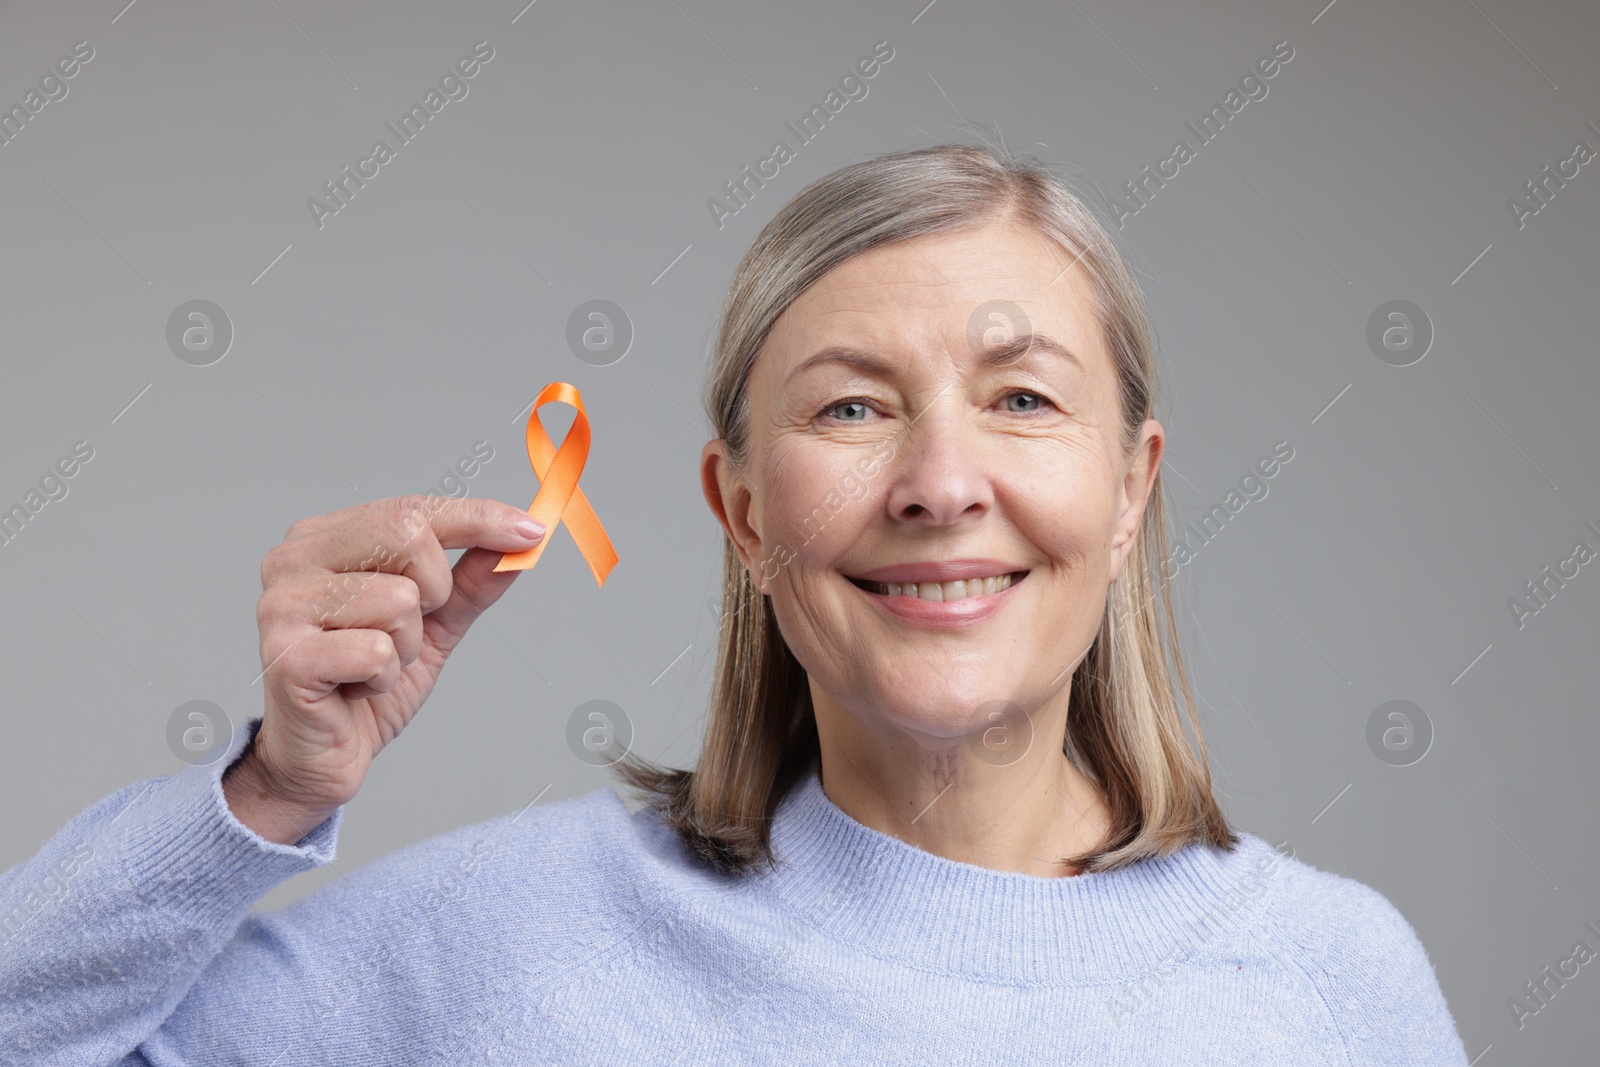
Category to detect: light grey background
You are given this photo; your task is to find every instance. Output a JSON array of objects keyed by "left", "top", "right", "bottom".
[{"left": 2, "top": 0, "right": 1596, "bottom": 1060}]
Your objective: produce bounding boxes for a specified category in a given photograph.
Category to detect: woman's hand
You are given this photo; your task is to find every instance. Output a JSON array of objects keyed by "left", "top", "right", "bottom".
[{"left": 224, "top": 496, "right": 546, "bottom": 844}]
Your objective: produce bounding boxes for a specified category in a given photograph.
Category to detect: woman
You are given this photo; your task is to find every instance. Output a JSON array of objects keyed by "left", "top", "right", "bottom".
[{"left": 0, "top": 142, "right": 1469, "bottom": 1064}]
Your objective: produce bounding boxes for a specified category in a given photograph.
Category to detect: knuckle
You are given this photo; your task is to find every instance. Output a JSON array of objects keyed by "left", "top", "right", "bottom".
[
  {"left": 255, "top": 588, "right": 281, "bottom": 630},
  {"left": 424, "top": 492, "right": 462, "bottom": 528},
  {"left": 418, "top": 587, "right": 450, "bottom": 617},
  {"left": 393, "top": 492, "right": 430, "bottom": 523},
  {"left": 310, "top": 575, "right": 350, "bottom": 624},
  {"left": 260, "top": 543, "right": 293, "bottom": 589},
  {"left": 397, "top": 579, "right": 423, "bottom": 614},
  {"left": 361, "top": 539, "right": 397, "bottom": 572},
  {"left": 475, "top": 496, "right": 512, "bottom": 528},
  {"left": 260, "top": 636, "right": 301, "bottom": 682},
  {"left": 380, "top": 498, "right": 426, "bottom": 549}
]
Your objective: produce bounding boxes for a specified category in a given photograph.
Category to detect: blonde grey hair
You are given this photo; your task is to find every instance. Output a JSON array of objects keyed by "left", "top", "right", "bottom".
[{"left": 613, "top": 134, "right": 1237, "bottom": 874}]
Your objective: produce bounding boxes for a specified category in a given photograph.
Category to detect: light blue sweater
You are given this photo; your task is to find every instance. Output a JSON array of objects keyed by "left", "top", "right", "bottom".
[{"left": 1, "top": 717, "right": 1469, "bottom": 1065}]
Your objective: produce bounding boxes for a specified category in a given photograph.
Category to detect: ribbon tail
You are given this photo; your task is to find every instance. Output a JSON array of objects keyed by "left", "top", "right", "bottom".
[{"left": 563, "top": 485, "right": 620, "bottom": 586}]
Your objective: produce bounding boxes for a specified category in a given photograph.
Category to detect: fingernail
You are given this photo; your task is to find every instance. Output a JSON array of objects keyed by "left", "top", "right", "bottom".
[{"left": 514, "top": 519, "right": 546, "bottom": 539}]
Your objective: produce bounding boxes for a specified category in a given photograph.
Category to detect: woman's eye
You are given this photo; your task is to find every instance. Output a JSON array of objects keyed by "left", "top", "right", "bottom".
[
  {"left": 1003, "top": 391, "right": 1052, "bottom": 413},
  {"left": 822, "top": 399, "right": 873, "bottom": 422}
]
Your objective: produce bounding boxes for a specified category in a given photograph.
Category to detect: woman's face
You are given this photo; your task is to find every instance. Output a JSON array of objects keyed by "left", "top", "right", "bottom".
[{"left": 702, "top": 218, "right": 1162, "bottom": 754}]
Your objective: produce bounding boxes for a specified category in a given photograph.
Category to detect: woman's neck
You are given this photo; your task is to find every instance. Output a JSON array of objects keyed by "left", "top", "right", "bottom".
[{"left": 813, "top": 726, "right": 1113, "bottom": 878}]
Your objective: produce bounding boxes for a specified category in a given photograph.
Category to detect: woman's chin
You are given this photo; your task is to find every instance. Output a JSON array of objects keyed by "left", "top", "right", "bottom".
[{"left": 851, "top": 691, "right": 1018, "bottom": 742}]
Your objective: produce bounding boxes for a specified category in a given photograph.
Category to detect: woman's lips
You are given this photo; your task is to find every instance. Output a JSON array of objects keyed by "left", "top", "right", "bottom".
[{"left": 846, "top": 571, "right": 1027, "bottom": 627}]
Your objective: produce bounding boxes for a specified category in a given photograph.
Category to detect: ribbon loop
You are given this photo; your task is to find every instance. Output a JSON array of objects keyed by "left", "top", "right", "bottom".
[{"left": 494, "top": 381, "right": 619, "bottom": 587}]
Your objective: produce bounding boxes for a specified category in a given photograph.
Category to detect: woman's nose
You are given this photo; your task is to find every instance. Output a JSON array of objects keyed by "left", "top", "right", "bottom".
[{"left": 882, "top": 405, "right": 995, "bottom": 525}]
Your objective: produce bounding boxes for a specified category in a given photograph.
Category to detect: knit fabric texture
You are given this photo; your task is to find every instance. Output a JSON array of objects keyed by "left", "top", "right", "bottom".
[{"left": 0, "top": 717, "right": 1470, "bottom": 1065}]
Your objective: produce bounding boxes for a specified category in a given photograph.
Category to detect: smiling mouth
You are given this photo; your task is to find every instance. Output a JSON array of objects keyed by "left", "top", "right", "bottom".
[{"left": 846, "top": 571, "right": 1028, "bottom": 601}]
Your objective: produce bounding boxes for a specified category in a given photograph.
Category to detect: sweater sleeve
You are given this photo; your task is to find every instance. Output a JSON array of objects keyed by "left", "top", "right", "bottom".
[
  {"left": 0, "top": 717, "right": 343, "bottom": 1066},
  {"left": 1269, "top": 868, "right": 1470, "bottom": 1066}
]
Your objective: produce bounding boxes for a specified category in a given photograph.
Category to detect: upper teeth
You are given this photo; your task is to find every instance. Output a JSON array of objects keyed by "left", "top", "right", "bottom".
[{"left": 863, "top": 573, "right": 1016, "bottom": 601}]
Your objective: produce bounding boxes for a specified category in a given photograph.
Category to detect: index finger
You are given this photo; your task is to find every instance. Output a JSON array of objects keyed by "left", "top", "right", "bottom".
[
  {"left": 265, "top": 496, "right": 544, "bottom": 614},
  {"left": 284, "top": 494, "right": 501, "bottom": 543},
  {"left": 402, "top": 494, "right": 548, "bottom": 552}
]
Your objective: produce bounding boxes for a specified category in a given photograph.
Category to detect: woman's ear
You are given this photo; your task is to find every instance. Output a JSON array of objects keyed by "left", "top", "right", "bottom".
[
  {"left": 1107, "top": 419, "right": 1163, "bottom": 586},
  {"left": 701, "top": 439, "right": 766, "bottom": 587}
]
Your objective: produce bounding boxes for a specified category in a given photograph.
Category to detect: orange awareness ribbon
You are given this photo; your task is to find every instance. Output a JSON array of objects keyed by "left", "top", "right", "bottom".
[{"left": 494, "top": 381, "right": 619, "bottom": 587}]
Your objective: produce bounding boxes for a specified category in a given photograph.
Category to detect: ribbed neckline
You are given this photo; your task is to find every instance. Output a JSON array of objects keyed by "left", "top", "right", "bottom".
[{"left": 755, "top": 761, "right": 1281, "bottom": 987}]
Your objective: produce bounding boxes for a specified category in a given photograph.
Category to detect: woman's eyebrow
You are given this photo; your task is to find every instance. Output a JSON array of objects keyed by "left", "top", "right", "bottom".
[
  {"left": 976, "top": 333, "right": 1083, "bottom": 372},
  {"left": 786, "top": 333, "right": 1082, "bottom": 384}
]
